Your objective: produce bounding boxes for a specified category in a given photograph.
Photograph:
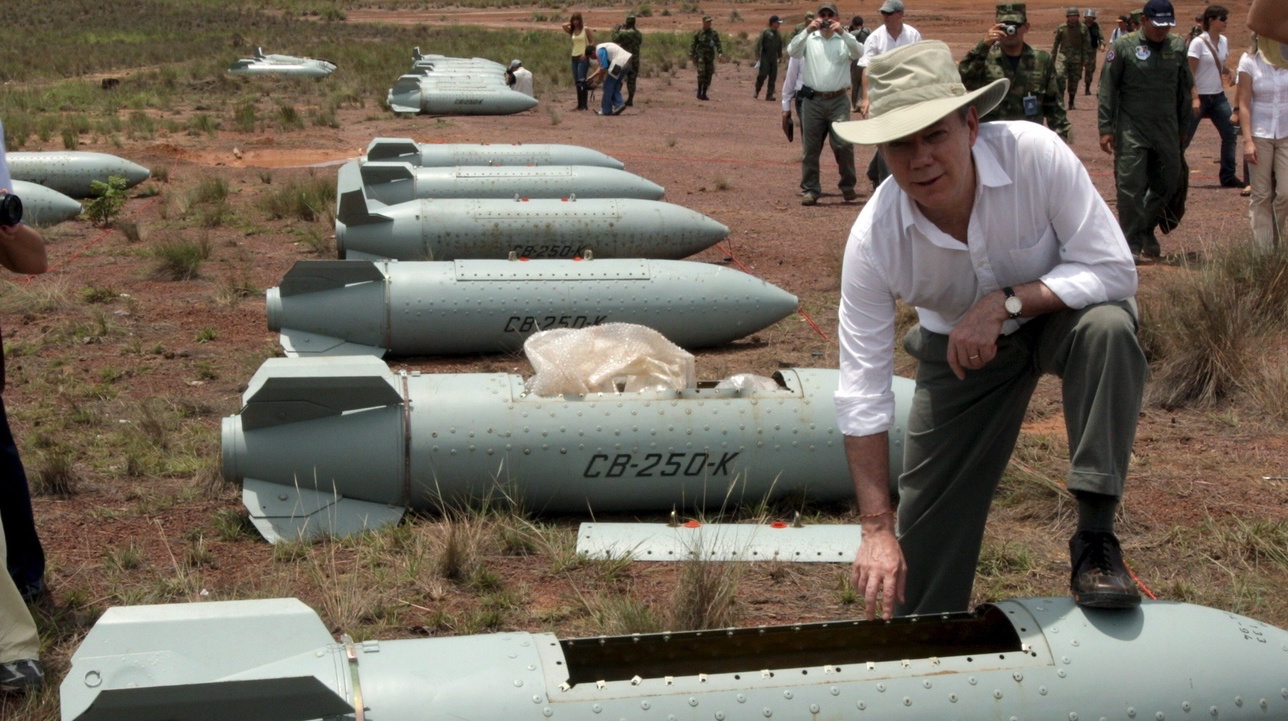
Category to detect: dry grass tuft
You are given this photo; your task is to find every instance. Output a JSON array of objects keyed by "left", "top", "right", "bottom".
[{"left": 1141, "top": 243, "right": 1288, "bottom": 411}]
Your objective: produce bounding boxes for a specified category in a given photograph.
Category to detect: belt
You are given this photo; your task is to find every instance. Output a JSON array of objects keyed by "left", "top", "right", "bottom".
[{"left": 812, "top": 87, "right": 849, "bottom": 100}]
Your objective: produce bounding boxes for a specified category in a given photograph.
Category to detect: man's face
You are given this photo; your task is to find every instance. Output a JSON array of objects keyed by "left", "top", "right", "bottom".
[
  {"left": 1142, "top": 18, "right": 1171, "bottom": 42},
  {"left": 771, "top": 20, "right": 781, "bottom": 29},
  {"left": 1066, "top": 14, "right": 1079, "bottom": 27},
  {"left": 817, "top": 9, "right": 838, "bottom": 32},
  {"left": 881, "top": 9, "right": 904, "bottom": 29},
  {"left": 881, "top": 108, "right": 980, "bottom": 218},
  {"left": 703, "top": 17, "right": 713, "bottom": 29},
  {"left": 1083, "top": 15, "right": 1095, "bottom": 25},
  {"left": 1118, "top": 18, "right": 1130, "bottom": 30}
]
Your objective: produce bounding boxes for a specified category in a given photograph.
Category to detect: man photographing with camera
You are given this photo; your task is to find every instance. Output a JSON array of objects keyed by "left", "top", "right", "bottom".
[
  {"left": 0, "top": 118, "right": 48, "bottom": 695},
  {"left": 786, "top": 1, "right": 863, "bottom": 206},
  {"left": 959, "top": 3, "right": 1070, "bottom": 142}
]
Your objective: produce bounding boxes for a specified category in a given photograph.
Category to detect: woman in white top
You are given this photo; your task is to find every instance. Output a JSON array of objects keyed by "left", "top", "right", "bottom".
[
  {"left": 1238, "top": 35, "right": 1288, "bottom": 251},
  {"left": 1185, "top": 6, "right": 1242, "bottom": 188}
]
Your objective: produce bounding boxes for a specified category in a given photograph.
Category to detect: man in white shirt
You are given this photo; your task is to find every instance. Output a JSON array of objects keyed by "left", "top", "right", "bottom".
[
  {"left": 831, "top": 41, "right": 1146, "bottom": 620},
  {"left": 1184, "top": 6, "right": 1241, "bottom": 187},
  {"left": 856, "top": 0, "right": 922, "bottom": 117},
  {"left": 786, "top": 2, "right": 863, "bottom": 205},
  {"left": 857, "top": 0, "right": 921, "bottom": 186},
  {"left": 506, "top": 59, "right": 534, "bottom": 98}
]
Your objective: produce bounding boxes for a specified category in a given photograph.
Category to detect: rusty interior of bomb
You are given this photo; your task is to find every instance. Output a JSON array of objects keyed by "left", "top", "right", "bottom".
[{"left": 559, "top": 604, "right": 1023, "bottom": 685}]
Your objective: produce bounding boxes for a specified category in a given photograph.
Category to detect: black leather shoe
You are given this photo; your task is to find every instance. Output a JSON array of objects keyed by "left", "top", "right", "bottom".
[{"left": 1069, "top": 530, "right": 1141, "bottom": 609}]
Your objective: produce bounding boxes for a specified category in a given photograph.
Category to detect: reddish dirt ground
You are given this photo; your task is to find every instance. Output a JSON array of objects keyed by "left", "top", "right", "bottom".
[{"left": 7, "top": 2, "right": 1288, "bottom": 715}]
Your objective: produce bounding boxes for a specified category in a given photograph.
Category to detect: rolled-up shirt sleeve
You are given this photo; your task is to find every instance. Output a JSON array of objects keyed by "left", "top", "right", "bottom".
[
  {"left": 835, "top": 211, "right": 898, "bottom": 438},
  {"left": 1034, "top": 126, "right": 1137, "bottom": 308}
]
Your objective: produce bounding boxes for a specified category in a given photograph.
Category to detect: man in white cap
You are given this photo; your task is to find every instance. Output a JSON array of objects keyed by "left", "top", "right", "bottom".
[
  {"left": 787, "top": 2, "right": 863, "bottom": 205},
  {"left": 857, "top": 0, "right": 921, "bottom": 186},
  {"left": 830, "top": 41, "right": 1145, "bottom": 619},
  {"left": 506, "top": 59, "right": 534, "bottom": 97}
]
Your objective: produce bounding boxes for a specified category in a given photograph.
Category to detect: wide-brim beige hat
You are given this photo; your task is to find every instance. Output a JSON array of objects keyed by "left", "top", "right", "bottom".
[
  {"left": 833, "top": 41, "right": 1009, "bottom": 146},
  {"left": 1259, "top": 34, "right": 1288, "bottom": 71}
]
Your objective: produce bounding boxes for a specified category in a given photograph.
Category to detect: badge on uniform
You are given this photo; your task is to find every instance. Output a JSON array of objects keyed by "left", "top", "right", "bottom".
[
  {"left": 1135, "top": 46, "right": 1151, "bottom": 60},
  {"left": 1023, "top": 94, "right": 1039, "bottom": 116},
  {"left": 1106, "top": 49, "right": 1116, "bottom": 62}
]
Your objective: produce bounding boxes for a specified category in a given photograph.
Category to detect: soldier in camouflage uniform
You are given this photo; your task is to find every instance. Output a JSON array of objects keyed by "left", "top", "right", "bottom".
[
  {"left": 690, "top": 16, "right": 723, "bottom": 100},
  {"left": 611, "top": 15, "right": 643, "bottom": 107},
  {"left": 1098, "top": 0, "right": 1193, "bottom": 261},
  {"left": 754, "top": 15, "right": 784, "bottom": 101},
  {"left": 1083, "top": 9, "right": 1103, "bottom": 95},
  {"left": 1052, "top": 6, "right": 1092, "bottom": 109},
  {"left": 959, "top": 3, "right": 1071, "bottom": 142}
]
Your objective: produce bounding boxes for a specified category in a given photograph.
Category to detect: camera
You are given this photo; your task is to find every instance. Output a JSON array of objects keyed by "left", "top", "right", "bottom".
[
  {"left": 1002, "top": 22, "right": 1020, "bottom": 35},
  {"left": 0, "top": 194, "right": 23, "bottom": 227}
]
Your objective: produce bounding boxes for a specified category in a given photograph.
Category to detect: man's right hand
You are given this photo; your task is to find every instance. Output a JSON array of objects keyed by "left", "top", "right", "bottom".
[
  {"left": 852, "top": 522, "right": 906, "bottom": 620},
  {"left": 781, "top": 111, "right": 794, "bottom": 142},
  {"left": 1099, "top": 133, "right": 1114, "bottom": 154},
  {"left": 986, "top": 23, "right": 1006, "bottom": 46}
]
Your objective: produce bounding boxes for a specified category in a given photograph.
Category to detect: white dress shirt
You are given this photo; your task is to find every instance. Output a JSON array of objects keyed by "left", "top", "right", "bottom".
[
  {"left": 858, "top": 23, "right": 922, "bottom": 67},
  {"left": 835, "top": 121, "right": 1138, "bottom": 437},
  {"left": 781, "top": 56, "right": 804, "bottom": 111},
  {"left": 1239, "top": 51, "right": 1288, "bottom": 140}
]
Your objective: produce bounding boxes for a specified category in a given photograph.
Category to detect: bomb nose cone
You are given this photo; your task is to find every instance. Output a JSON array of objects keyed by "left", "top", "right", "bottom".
[
  {"left": 119, "top": 159, "right": 152, "bottom": 187},
  {"left": 265, "top": 287, "right": 283, "bottom": 332}
]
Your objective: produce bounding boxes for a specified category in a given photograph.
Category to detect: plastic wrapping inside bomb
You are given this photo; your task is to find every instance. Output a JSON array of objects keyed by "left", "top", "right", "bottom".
[{"left": 524, "top": 323, "right": 696, "bottom": 395}]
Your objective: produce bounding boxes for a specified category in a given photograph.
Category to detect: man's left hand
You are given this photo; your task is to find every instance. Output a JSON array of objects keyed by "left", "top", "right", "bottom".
[{"left": 946, "top": 292, "right": 1007, "bottom": 379}]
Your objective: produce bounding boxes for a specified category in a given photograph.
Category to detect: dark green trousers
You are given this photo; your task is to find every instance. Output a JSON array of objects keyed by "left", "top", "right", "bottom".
[{"left": 894, "top": 300, "right": 1146, "bottom": 616}]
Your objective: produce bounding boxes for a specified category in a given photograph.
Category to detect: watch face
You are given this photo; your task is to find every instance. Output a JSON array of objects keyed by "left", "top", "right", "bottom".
[{"left": 1005, "top": 295, "right": 1022, "bottom": 315}]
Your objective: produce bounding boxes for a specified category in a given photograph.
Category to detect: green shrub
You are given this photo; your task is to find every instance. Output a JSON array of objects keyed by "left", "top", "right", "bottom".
[{"left": 82, "top": 175, "right": 129, "bottom": 226}]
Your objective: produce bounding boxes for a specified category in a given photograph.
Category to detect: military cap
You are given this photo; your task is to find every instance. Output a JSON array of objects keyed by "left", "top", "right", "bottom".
[
  {"left": 769, "top": 14, "right": 781, "bottom": 23},
  {"left": 702, "top": 14, "right": 713, "bottom": 21},
  {"left": 626, "top": 14, "right": 636, "bottom": 21},
  {"left": 1084, "top": 8, "right": 1096, "bottom": 17},
  {"left": 1142, "top": 0, "right": 1175, "bottom": 26},
  {"left": 996, "top": 3, "right": 1026, "bottom": 24},
  {"left": 1129, "top": 9, "right": 1144, "bottom": 24},
  {"left": 1065, "top": 6, "right": 1079, "bottom": 16}
]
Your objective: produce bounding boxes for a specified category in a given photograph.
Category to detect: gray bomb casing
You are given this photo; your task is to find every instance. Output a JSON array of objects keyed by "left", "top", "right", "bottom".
[
  {"left": 221, "top": 356, "right": 912, "bottom": 543},
  {"left": 60, "top": 596, "right": 1288, "bottom": 721},
  {"left": 267, "top": 258, "right": 798, "bottom": 356}
]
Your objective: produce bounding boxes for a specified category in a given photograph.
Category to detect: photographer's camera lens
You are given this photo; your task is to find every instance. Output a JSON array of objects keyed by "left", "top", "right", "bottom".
[{"left": 0, "top": 194, "right": 23, "bottom": 227}]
